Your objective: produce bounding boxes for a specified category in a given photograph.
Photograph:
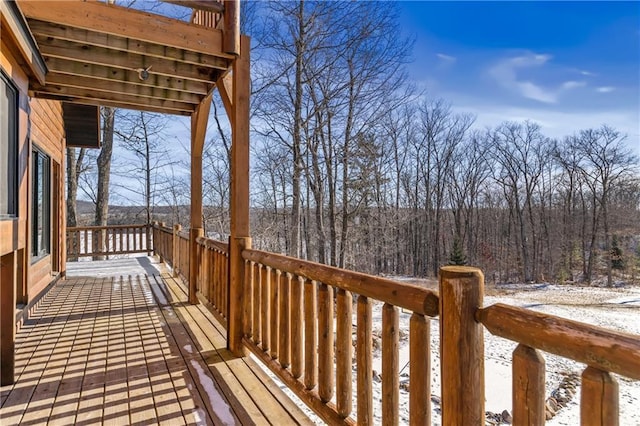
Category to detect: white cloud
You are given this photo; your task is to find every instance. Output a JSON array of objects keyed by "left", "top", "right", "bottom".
[
  {"left": 597, "top": 86, "right": 616, "bottom": 93},
  {"left": 436, "top": 53, "right": 457, "bottom": 64},
  {"left": 489, "top": 53, "right": 592, "bottom": 103},
  {"left": 580, "top": 70, "right": 596, "bottom": 77},
  {"left": 562, "top": 80, "right": 587, "bottom": 90},
  {"left": 489, "top": 53, "right": 558, "bottom": 103}
]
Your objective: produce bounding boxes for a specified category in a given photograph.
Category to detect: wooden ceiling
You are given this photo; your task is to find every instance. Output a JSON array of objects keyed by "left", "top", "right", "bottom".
[{"left": 18, "top": 0, "right": 233, "bottom": 115}]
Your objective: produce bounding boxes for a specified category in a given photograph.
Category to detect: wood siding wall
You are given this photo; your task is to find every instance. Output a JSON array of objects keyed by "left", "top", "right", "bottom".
[
  {"left": 28, "top": 97, "right": 65, "bottom": 300},
  {"left": 1, "top": 33, "right": 66, "bottom": 306}
]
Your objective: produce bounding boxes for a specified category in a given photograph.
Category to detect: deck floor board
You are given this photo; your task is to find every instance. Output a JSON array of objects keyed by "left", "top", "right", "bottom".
[{"left": 0, "top": 259, "right": 312, "bottom": 426}]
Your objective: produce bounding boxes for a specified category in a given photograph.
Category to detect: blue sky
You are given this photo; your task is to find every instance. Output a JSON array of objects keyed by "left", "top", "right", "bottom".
[{"left": 397, "top": 1, "right": 640, "bottom": 146}]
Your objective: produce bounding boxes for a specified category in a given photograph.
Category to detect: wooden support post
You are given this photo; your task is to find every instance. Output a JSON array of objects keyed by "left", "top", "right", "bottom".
[
  {"left": 439, "top": 266, "right": 485, "bottom": 425},
  {"left": 223, "top": 0, "right": 240, "bottom": 55},
  {"left": 1, "top": 252, "right": 16, "bottom": 385},
  {"left": 227, "top": 35, "right": 251, "bottom": 356},
  {"left": 190, "top": 89, "right": 212, "bottom": 306},
  {"left": 173, "top": 224, "right": 181, "bottom": 277}
]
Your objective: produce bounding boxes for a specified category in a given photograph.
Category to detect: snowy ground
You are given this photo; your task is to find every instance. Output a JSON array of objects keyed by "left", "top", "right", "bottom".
[{"left": 257, "top": 281, "right": 640, "bottom": 425}]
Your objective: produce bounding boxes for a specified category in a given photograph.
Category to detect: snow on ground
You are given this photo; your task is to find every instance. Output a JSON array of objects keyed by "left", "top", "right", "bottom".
[{"left": 257, "top": 281, "right": 640, "bottom": 425}]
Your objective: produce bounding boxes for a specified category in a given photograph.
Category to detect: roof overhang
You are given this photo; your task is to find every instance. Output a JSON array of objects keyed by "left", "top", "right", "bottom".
[
  {"left": 0, "top": 0, "right": 47, "bottom": 84},
  {"left": 17, "top": 0, "right": 234, "bottom": 116}
]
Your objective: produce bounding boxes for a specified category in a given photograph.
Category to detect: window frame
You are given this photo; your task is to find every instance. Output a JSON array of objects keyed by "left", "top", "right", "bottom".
[
  {"left": 0, "top": 70, "right": 19, "bottom": 219},
  {"left": 31, "top": 147, "right": 51, "bottom": 261}
]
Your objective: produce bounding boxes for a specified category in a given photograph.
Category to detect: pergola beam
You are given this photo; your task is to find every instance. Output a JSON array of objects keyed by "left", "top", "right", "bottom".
[
  {"left": 28, "top": 19, "right": 231, "bottom": 69},
  {"left": 45, "top": 73, "right": 202, "bottom": 104},
  {"left": 35, "top": 36, "right": 223, "bottom": 83},
  {"left": 31, "top": 87, "right": 195, "bottom": 115},
  {"left": 44, "top": 58, "right": 210, "bottom": 95},
  {"left": 18, "top": 0, "right": 230, "bottom": 57}
]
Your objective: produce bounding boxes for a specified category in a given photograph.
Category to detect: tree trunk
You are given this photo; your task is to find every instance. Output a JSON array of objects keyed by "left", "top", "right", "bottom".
[{"left": 95, "top": 107, "right": 115, "bottom": 259}]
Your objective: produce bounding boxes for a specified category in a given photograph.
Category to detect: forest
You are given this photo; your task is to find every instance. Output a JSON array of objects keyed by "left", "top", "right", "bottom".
[{"left": 67, "top": 1, "right": 640, "bottom": 286}]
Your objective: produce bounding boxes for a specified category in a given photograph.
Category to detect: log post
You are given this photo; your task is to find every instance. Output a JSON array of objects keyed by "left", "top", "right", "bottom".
[
  {"left": 439, "top": 266, "right": 485, "bottom": 425},
  {"left": 226, "top": 35, "right": 251, "bottom": 357},
  {"left": 173, "top": 224, "right": 181, "bottom": 277}
]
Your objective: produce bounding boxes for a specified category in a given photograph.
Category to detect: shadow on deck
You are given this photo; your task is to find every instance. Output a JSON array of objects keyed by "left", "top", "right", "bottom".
[{"left": 0, "top": 257, "right": 312, "bottom": 425}]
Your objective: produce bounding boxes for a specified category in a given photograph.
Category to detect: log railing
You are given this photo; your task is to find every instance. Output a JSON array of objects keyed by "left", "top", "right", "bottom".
[
  {"left": 477, "top": 302, "right": 640, "bottom": 425},
  {"left": 148, "top": 228, "right": 640, "bottom": 426},
  {"left": 241, "top": 248, "right": 439, "bottom": 425},
  {"left": 66, "top": 224, "right": 151, "bottom": 258},
  {"left": 196, "top": 236, "right": 229, "bottom": 320},
  {"left": 151, "top": 222, "right": 191, "bottom": 282}
]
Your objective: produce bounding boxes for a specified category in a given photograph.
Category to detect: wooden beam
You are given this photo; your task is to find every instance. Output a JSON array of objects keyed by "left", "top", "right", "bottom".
[
  {"left": 43, "top": 57, "right": 210, "bottom": 95},
  {"left": 46, "top": 73, "right": 202, "bottom": 104},
  {"left": 28, "top": 19, "right": 231, "bottom": 70},
  {"left": 228, "top": 35, "right": 251, "bottom": 356},
  {"left": 31, "top": 83, "right": 196, "bottom": 113},
  {"left": 216, "top": 72, "right": 233, "bottom": 126},
  {"left": 34, "top": 36, "right": 224, "bottom": 82},
  {"left": 31, "top": 91, "right": 194, "bottom": 116},
  {"left": 17, "top": 0, "right": 233, "bottom": 58},
  {"left": 162, "top": 0, "right": 225, "bottom": 14}
]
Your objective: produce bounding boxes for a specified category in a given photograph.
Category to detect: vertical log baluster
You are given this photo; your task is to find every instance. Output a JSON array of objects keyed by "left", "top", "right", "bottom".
[
  {"left": 279, "top": 271, "right": 291, "bottom": 368},
  {"left": 512, "top": 344, "right": 545, "bottom": 426},
  {"left": 202, "top": 245, "right": 209, "bottom": 299},
  {"left": 581, "top": 367, "right": 619, "bottom": 426},
  {"left": 382, "top": 303, "right": 399, "bottom": 425},
  {"left": 243, "top": 259, "right": 253, "bottom": 338},
  {"left": 410, "top": 313, "right": 430, "bottom": 425},
  {"left": 224, "top": 253, "right": 229, "bottom": 317},
  {"left": 270, "top": 268, "right": 280, "bottom": 359},
  {"left": 318, "top": 283, "right": 334, "bottom": 403},
  {"left": 261, "top": 265, "right": 270, "bottom": 352},
  {"left": 357, "top": 295, "right": 373, "bottom": 425},
  {"left": 216, "top": 251, "right": 222, "bottom": 311},
  {"left": 290, "top": 275, "right": 303, "bottom": 379},
  {"left": 253, "top": 262, "right": 261, "bottom": 345},
  {"left": 336, "top": 288, "right": 352, "bottom": 418},
  {"left": 304, "top": 279, "right": 317, "bottom": 390}
]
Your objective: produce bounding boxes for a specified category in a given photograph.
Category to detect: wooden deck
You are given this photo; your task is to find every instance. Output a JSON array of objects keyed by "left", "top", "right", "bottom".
[{"left": 0, "top": 258, "right": 313, "bottom": 426}]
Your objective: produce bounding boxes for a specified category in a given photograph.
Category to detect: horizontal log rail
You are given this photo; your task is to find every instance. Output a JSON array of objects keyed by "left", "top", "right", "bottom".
[
  {"left": 478, "top": 302, "right": 640, "bottom": 425},
  {"left": 241, "top": 247, "right": 438, "bottom": 425},
  {"left": 66, "top": 224, "right": 150, "bottom": 258},
  {"left": 478, "top": 303, "right": 640, "bottom": 380},
  {"left": 148, "top": 224, "right": 640, "bottom": 426}
]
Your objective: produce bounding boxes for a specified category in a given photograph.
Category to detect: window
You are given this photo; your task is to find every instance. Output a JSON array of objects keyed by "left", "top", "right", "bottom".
[
  {"left": 32, "top": 148, "right": 50, "bottom": 259},
  {"left": 1, "top": 71, "right": 18, "bottom": 218}
]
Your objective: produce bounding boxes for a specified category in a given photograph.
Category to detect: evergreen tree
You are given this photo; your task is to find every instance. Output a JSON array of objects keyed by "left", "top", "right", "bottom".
[
  {"left": 611, "top": 235, "right": 624, "bottom": 270},
  {"left": 449, "top": 238, "right": 467, "bottom": 266}
]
